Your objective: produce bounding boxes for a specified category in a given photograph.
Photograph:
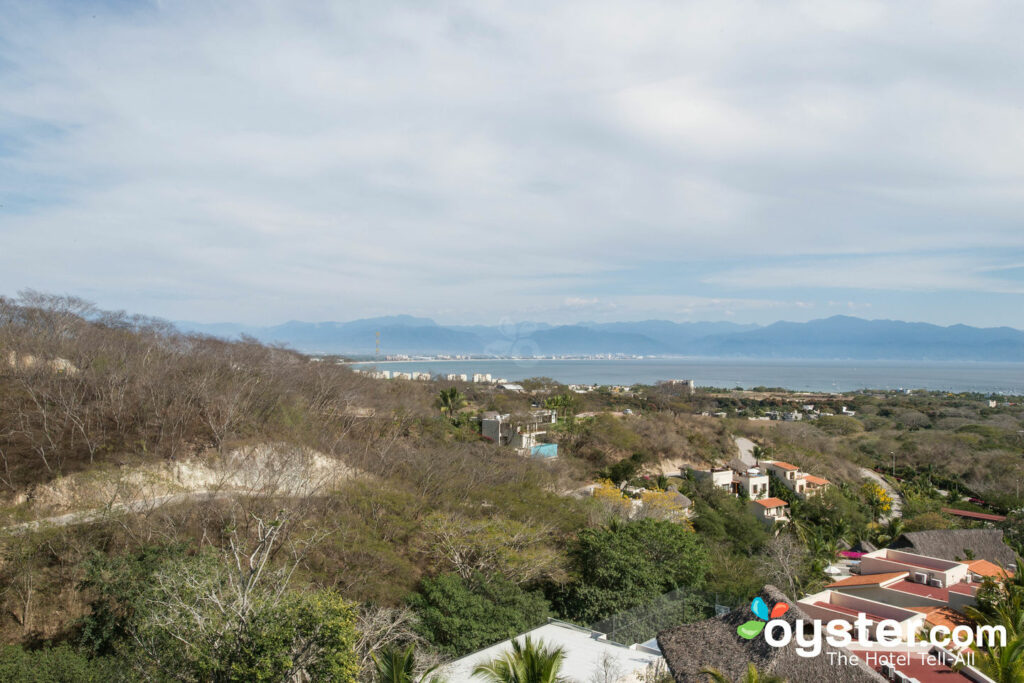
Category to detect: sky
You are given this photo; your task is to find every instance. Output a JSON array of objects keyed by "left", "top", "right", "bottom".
[{"left": 1, "top": 1, "right": 1024, "bottom": 328}]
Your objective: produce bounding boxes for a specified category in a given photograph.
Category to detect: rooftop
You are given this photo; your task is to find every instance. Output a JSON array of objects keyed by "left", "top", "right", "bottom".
[
  {"left": 850, "top": 648, "right": 973, "bottom": 683},
  {"left": 941, "top": 507, "right": 1007, "bottom": 523},
  {"left": 889, "top": 529, "right": 1017, "bottom": 568},
  {"left": 768, "top": 460, "right": 800, "bottom": 471},
  {"left": 657, "top": 586, "right": 885, "bottom": 682},
  {"left": 967, "top": 558, "right": 1012, "bottom": 578},
  {"left": 812, "top": 600, "right": 888, "bottom": 623},
  {"left": 906, "top": 607, "right": 973, "bottom": 632},
  {"left": 440, "top": 621, "right": 662, "bottom": 681},
  {"left": 755, "top": 497, "right": 789, "bottom": 509},
  {"left": 887, "top": 580, "right": 948, "bottom": 601},
  {"left": 827, "top": 572, "right": 907, "bottom": 589},
  {"left": 805, "top": 474, "right": 831, "bottom": 486}
]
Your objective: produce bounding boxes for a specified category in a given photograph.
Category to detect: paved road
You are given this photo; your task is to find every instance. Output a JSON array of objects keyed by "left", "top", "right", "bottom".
[
  {"left": 860, "top": 467, "right": 903, "bottom": 522},
  {"left": 734, "top": 437, "right": 757, "bottom": 466}
]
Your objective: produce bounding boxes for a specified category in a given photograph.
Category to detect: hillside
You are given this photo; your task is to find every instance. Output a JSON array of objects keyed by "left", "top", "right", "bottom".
[{"left": 3, "top": 293, "right": 1024, "bottom": 681}]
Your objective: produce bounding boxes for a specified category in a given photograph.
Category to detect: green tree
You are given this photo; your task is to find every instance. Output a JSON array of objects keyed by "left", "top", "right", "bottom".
[
  {"left": 471, "top": 637, "right": 565, "bottom": 683},
  {"left": 860, "top": 481, "right": 893, "bottom": 522},
  {"left": 78, "top": 543, "right": 188, "bottom": 657},
  {"left": 543, "top": 393, "right": 578, "bottom": 419},
  {"left": 962, "top": 557, "right": 1024, "bottom": 681},
  {"left": 83, "top": 515, "right": 360, "bottom": 682},
  {"left": 372, "top": 644, "right": 441, "bottom": 683},
  {"left": 700, "top": 663, "right": 786, "bottom": 683},
  {"left": 0, "top": 645, "right": 121, "bottom": 683},
  {"left": 968, "top": 633, "right": 1024, "bottom": 683},
  {"left": 130, "top": 554, "right": 359, "bottom": 681},
  {"left": 437, "top": 388, "right": 467, "bottom": 422},
  {"left": 408, "top": 572, "right": 552, "bottom": 656},
  {"left": 555, "top": 519, "right": 709, "bottom": 623}
]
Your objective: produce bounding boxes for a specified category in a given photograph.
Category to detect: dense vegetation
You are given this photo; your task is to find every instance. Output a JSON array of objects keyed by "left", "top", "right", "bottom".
[{"left": 1, "top": 292, "right": 1022, "bottom": 680}]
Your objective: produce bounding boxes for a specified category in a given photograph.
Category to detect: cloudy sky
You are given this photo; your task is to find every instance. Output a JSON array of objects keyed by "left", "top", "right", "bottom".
[{"left": 2, "top": 1, "right": 1024, "bottom": 327}]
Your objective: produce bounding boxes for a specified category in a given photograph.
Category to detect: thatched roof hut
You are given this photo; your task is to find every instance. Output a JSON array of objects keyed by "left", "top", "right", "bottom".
[
  {"left": 657, "top": 585, "right": 885, "bottom": 682},
  {"left": 888, "top": 529, "right": 1016, "bottom": 567},
  {"left": 849, "top": 539, "right": 877, "bottom": 554}
]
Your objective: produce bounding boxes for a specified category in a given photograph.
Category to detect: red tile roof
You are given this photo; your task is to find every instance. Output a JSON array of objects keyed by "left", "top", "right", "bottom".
[
  {"left": 827, "top": 572, "right": 907, "bottom": 588},
  {"left": 942, "top": 507, "right": 1007, "bottom": 522},
  {"left": 812, "top": 601, "right": 887, "bottom": 623},
  {"left": 967, "top": 559, "right": 1012, "bottom": 578},
  {"left": 755, "top": 497, "right": 789, "bottom": 508},
  {"left": 888, "top": 580, "right": 949, "bottom": 601},
  {"left": 906, "top": 607, "right": 973, "bottom": 632},
  {"left": 851, "top": 650, "right": 972, "bottom": 682},
  {"left": 768, "top": 461, "right": 800, "bottom": 471},
  {"left": 804, "top": 475, "right": 830, "bottom": 486}
]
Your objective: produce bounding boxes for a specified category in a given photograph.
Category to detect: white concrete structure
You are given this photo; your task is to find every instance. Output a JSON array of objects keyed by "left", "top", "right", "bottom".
[
  {"left": 860, "top": 549, "right": 969, "bottom": 590},
  {"left": 481, "top": 411, "right": 551, "bottom": 453},
  {"left": 798, "top": 590, "right": 926, "bottom": 640},
  {"left": 735, "top": 467, "right": 770, "bottom": 500},
  {"left": 759, "top": 460, "right": 831, "bottom": 499},
  {"left": 690, "top": 467, "right": 733, "bottom": 493},
  {"left": 439, "top": 620, "right": 664, "bottom": 682},
  {"left": 748, "top": 497, "right": 790, "bottom": 525}
]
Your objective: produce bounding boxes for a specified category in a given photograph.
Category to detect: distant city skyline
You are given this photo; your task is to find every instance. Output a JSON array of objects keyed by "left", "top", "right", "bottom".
[{"left": 2, "top": 2, "right": 1023, "bottom": 327}]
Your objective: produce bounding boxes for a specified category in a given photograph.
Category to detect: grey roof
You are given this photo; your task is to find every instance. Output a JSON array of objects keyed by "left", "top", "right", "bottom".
[
  {"left": 889, "top": 529, "right": 1017, "bottom": 567},
  {"left": 657, "top": 585, "right": 885, "bottom": 683},
  {"left": 673, "top": 493, "right": 693, "bottom": 509},
  {"left": 850, "top": 539, "right": 877, "bottom": 554}
]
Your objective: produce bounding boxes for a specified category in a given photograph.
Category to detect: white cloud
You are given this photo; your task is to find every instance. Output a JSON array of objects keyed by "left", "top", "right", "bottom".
[{"left": 0, "top": 1, "right": 1022, "bottom": 324}]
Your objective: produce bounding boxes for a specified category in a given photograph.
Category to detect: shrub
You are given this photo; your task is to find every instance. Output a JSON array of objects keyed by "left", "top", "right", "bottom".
[{"left": 408, "top": 572, "right": 552, "bottom": 656}]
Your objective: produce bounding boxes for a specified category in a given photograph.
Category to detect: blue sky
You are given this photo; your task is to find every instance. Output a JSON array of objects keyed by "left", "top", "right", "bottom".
[{"left": 1, "top": 1, "right": 1024, "bottom": 327}]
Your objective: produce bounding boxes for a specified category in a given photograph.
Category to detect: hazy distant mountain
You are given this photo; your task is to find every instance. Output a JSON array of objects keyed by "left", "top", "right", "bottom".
[
  {"left": 586, "top": 320, "right": 759, "bottom": 349},
  {"left": 522, "top": 326, "right": 672, "bottom": 355},
  {"left": 689, "top": 316, "right": 1024, "bottom": 361},
  {"left": 175, "top": 315, "right": 1024, "bottom": 360}
]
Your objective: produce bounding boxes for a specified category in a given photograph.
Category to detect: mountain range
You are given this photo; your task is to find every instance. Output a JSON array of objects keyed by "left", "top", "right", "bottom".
[{"left": 175, "top": 315, "right": 1024, "bottom": 361}]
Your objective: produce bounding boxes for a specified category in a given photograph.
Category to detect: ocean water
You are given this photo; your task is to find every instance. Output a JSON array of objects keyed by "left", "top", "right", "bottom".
[{"left": 350, "top": 358, "right": 1024, "bottom": 394}]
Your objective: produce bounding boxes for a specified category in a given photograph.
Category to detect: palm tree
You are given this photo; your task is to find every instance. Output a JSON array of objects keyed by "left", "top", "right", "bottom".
[
  {"left": 372, "top": 644, "right": 442, "bottom": 683},
  {"left": 471, "top": 637, "right": 565, "bottom": 683},
  {"left": 967, "top": 632, "right": 1024, "bottom": 683},
  {"left": 872, "top": 517, "right": 905, "bottom": 546},
  {"left": 700, "top": 663, "right": 787, "bottom": 683},
  {"left": 436, "top": 388, "right": 467, "bottom": 422}
]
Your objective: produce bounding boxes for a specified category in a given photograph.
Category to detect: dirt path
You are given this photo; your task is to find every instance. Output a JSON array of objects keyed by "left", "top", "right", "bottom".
[
  {"left": 860, "top": 467, "right": 903, "bottom": 522},
  {"left": 5, "top": 490, "right": 235, "bottom": 533}
]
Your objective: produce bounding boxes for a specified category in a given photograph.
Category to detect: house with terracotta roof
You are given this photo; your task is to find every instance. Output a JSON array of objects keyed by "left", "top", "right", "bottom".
[
  {"left": 688, "top": 464, "right": 771, "bottom": 500},
  {"left": 758, "top": 459, "right": 831, "bottom": 499},
  {"left": 804, "top": 473, "right": 832, "bottom": 496},
  {"left": 966, "top": 559, "right": 1013, "bottom": 580},
  {"left": 748, "top": 497, "right": 790, "bottom": 525}
]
